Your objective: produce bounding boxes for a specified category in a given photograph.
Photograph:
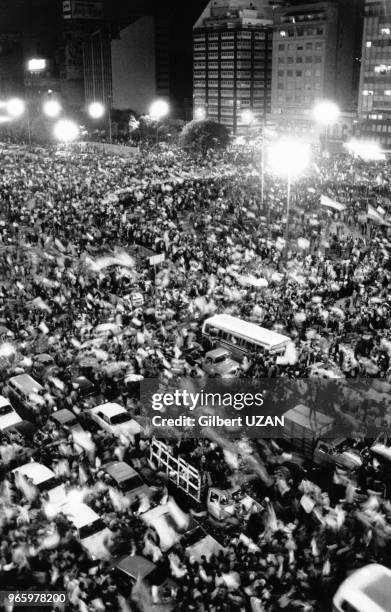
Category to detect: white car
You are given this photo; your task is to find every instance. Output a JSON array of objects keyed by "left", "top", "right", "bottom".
[
  {"left": 12, "top": 462, "right": 68, "bottom": 508},
  {"left": 0, "top": 395, "right": 22, "bottom": 430},
  {"left": 60, "top": 502, "right": 113, "bottom": 560},
  {"left": 333, "top": 563, "right": 391, "bottom": 612},
  {"left": 88, "top": 403, "right": 141, "bottom": 441}
]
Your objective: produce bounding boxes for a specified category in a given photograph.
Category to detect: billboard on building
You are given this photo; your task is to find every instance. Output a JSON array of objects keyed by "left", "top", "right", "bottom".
[{"left": 63, "top": 0, "right": 104, "bottom": 21}]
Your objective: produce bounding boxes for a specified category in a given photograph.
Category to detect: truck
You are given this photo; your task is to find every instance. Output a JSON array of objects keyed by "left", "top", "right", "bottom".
[
  {"left": 148, "top": 438, "right": 262, "bottom": 523},
  {"left": 282, "top": 404, "right": 362, "bottom": 471}
]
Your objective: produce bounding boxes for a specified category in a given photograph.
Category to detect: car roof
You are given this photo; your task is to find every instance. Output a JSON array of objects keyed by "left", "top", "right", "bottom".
[
  {"left": 102, "top": 461, "right": 139, "bottom": 482},
  {"left": 92, "top": 402, "right": 126, "bottom": 417},
  {"left": 116, "top": 555, "right": 155, "bottom": 581},
  {"left": 51, "top": 409, "right": 76, "bottom": 425},
  {"left": 335, "top": 564, "right": 391, "bottom": 612},
  {"left": 34, "top": 354, "right": 53, "bottom": 363},
  {"left": 0, "top": 395, "right": 11, "bottom": 408},
  {"left": 61, "top": 502, "right": 101, "bottom": 529},
  {"left": 9, "top": 374, "right": 43, "bottom": 393},
  {"left": 13, "top": 462, "right": 55, "bottom": 485}
]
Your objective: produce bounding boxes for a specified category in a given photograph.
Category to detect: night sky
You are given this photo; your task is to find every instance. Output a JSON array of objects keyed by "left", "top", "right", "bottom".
[{"left": 0, "top": 0, "right": 209, "bottom": 115}]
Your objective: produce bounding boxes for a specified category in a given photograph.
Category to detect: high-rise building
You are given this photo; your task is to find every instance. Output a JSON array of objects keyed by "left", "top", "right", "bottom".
[
  {"left": 358, "top": 0, "right": 391, "bottom": 146},
  {"left": 193, "top": 0, "right": 274, "bottom": 134},
  {"left": 61, "top": 0, "right": 105, "bottom": 108},
  {"left": 0, "top": 32, "right": 24, "bottom": 97},
  {"left": 111, "top": 14, "right": 170, "bottom": 114},
  {"left": 270, "top": 0, "right": 362, "bottom": 142},
  {"left": 83, "top": 26, "right": 112, "bottom": 110}
]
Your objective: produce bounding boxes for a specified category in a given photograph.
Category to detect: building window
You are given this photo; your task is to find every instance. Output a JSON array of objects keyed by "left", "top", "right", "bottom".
[
  {"left": 296, "top": 57, "right": 303, "bottom": 63},
  {"left": 381, "top": 27, "right": 391, "bottom": 35},
  {"left": 278, "top": 69, "right": 284, "bottom": 76},
  {"left": 385, "top": 90, "right": 391, "bottom": 95},
  {"left": 287, "top": 69, "right": 293, "bottom": 76},
  {"left": 363, "top": 90, "right": 374, "bottom": 95},
  {"left": 306, "top": 42, "right": 313, "bottom": 50},
  {"left": 366, "top": 41, "right": 372, "bottom": 47},
  {"left": 287, "top": 57, "right": 294, "bottom": 64},
  {"left": 296, "top": 69, "right": 302, "bottom": 76},
  {"left": 278, "top": 43, "right": 285, "bottom": 50},
  {"left": 277, "top": 82, "right": 284, "bottom": 90},
  {"left": 305, "top": 56, "right": 312, "bottom": 63},
  {"left": 315, "top": 68, "right": 321, "bottom": 76},
  {"left": 278, "top": 56, "right": 285, "bottom": 63},
  {"left": 305, "top": 69, "right": 311, "bottom": 77},
  {"left": 315, "top": 57, "right": 322, "bottom": 63},
  {"left": 280, "top": 30, "right": 287, "bottom": 37},
  {"left": 316, "top": 27, "right": 324, "bottom": 35}
]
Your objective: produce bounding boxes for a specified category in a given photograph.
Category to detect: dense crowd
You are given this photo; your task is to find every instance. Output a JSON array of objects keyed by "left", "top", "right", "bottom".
[{"left": 0, "top": 140, "right": 390, "bottom": 611}]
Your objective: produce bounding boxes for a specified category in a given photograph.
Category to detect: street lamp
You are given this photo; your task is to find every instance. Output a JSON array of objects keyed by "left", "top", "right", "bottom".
[
  {"left": 313, "top": 100, "right": 340, "bottom": 153},
  {"left": 88, "top": 101, "right": 105, "bottom": 120},
  {"left": 7, "top": 98, "right": 25, "bottom": 118},
  {"left": 53, "top": 118, "right": 79, "bottom": 143},
  {"left": 194, "top": 107, "right": 206, "bottom": 120},
  {"left": 268, "top": 139, "right": 311, "bottom": 262},
  {"left": 43, "top": 99, "right": 62, "bottom": 118},
  {"left": 150, "top": 99, "right": 169, "bottom": 144}
]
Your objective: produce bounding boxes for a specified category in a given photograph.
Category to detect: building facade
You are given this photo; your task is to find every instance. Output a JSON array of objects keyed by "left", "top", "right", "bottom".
[
  {"left": 358, "top": 0, "right": 391, "bottom": 147},
  {"left": 193, "top": 0, "right": 273, "bottom": 134},
  {"left": 270, "top": 0, "right": 361, "bottom": 143},
  {"left": 83, "top": 27, "right": 112, "bottom": 111},
  {"left": 111, "top": 14, "right": 170, "bottom": 114},
  {"left": 61, "top": 0, "right": 105, "bottom": 108}
]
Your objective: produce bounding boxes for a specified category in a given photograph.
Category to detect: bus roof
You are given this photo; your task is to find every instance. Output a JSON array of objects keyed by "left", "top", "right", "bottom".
[{"left": 203, "top": 314, "right": 290, "bottom": 350}]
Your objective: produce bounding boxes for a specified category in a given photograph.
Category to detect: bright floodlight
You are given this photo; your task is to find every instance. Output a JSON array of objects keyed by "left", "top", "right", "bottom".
[
  {"left": 150, "top": 99, "right": 169, "bottom": 121},
  {"left": 43, "top": 99, "right": 61, "bottom": 118},
  {"left": 53, "top": 118, "right": 79, "bottom": 143},
  {"left": 88, "top": 101, "right": 105, "bottom": 119},
  {"left": 344, "top": 139, "right": 385, "bottom": 161},
  {"left": 313, "top": 100, "right": 340, "bottom": 125},
  {"left": 241, "top": 109, "right": 254, "bottom": 125},
  {"left": 28, "top": 58, "right": 46, "bottom": 72},
  {"left": 194, "top": 107, "right": 206, "bottom": 120},
  {"left": 268, "top": 139, "right": 311, "bottom": 178},
  {"left": 7, "top": 98, "right": 25, "bottom": 118}
]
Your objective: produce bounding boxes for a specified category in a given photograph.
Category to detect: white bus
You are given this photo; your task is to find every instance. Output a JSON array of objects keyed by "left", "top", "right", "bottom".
[
  {"left": 202, "top": 314, "right": 290, "bottom": 360},
  {"left": 333, "top": 564, "right": 391, "bottom": 612}
]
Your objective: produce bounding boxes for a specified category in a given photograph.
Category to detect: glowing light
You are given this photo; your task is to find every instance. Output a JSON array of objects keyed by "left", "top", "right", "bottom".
[
  {"left": 7, "top": 98, "right": 25, "bottom": 118},
  {"left": 241, "top": 109, "right": 255, "bottom": 125},
  {"left": 88, "top": 101, "right": 105, "bottom": 119},
  {"left": 268, "top": 139, "right": 311, "bottom": 178},
  {"left": 27, "top": 58, "right": 46, "bottom": 71},
  {"left": 43, "top": 100, "right": 62, "bottom": 118},
  {"left": 53, "top": 119, "right": 79, "bottom": 143},
  {"left": 344, "top": 139, "right": 385, "bottom": 161},
  {"left": 194, "top": 107, "right": 206, "bottom": 120},
  {"left": 313, "top": 100, "right": 340, "bottom": 126},
  {"left": 150, "top": 99, "right": 169, "bottom": 121}
]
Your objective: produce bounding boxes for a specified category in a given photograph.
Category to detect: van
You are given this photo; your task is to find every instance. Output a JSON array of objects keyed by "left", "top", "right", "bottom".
[
  {"left": 202, "top": 314, "right": 290, "bottom": 360},
  {"left": 7, "top": 374, "right": 44, "bottom": 419},
  {"left": 60, "top": 502, "right": 113, "bottom": 560},
  {"left": 333, "top": 564, "right": 391, "bottom": 612}
]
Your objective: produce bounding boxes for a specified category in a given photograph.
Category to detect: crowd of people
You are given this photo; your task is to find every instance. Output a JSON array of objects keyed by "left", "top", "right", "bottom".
[{"left": 0, "top": 138, "right": 390, "bottom": 611}]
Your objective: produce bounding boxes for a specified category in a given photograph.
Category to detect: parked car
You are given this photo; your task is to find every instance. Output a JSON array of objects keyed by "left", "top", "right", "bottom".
[
  {"left": 7, "top": 374, "right": 44, "bottom": 420},
  {"left": 202, "top": 348, "right": 240, "bottom": 378},
  {"left": 31, "top": 353, "right": 58, "bottom": 383},
  {"left": 60, "top": 502, "right": 113, "bottom": 560},
  {"left": 50, "top": 408, "right": 84, "bottom": 433},
  {"left": 88, "top": 403, "right": 141, "bottom": 442},
  {"left": 0, "top": 395, "right": 22, "bottom": 430},
  {"left": 113, "top": 555, "right": 177, "bottom": 611},
  {"left": 12, "top": 462, "right": 67, "bottom": 508},
  {"left": 101, "top": 461, "right": 153, "bottom": 508}
]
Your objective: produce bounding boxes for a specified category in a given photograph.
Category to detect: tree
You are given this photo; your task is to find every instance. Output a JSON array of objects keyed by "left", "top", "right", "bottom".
[{"left": 180, "top": 119, "right": 230, "bottom": 157}]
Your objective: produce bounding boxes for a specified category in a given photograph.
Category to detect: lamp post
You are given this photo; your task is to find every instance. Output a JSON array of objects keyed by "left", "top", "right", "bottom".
[
  {"left": 313, "top": 100, "right": 340, "bottom": 154},
  {"left": 150, "top": 99, "right": 169, "bottom": 144},
  {"left": 267, "top": 139, "right": 311, "bottom": 263}
]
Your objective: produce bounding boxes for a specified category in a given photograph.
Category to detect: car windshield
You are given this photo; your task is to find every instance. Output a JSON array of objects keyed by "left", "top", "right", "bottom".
[
  {"left": 79, "top": 519, "right": 106, "bottom": 539},
  {"left": 120, "top": 475, "right": 144, "bottom": 492},
  {"left": 37, "top": 476, "right": 61, "bottom": 492},
  {"left": 0, "top": 404, "right": 13, "bottom": 416},
  {"left": 110, "top": 413, "right": 131, "bottom": 425},
  {"left": 214, "top": 354, "right": 228, "bottom": 364}
]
